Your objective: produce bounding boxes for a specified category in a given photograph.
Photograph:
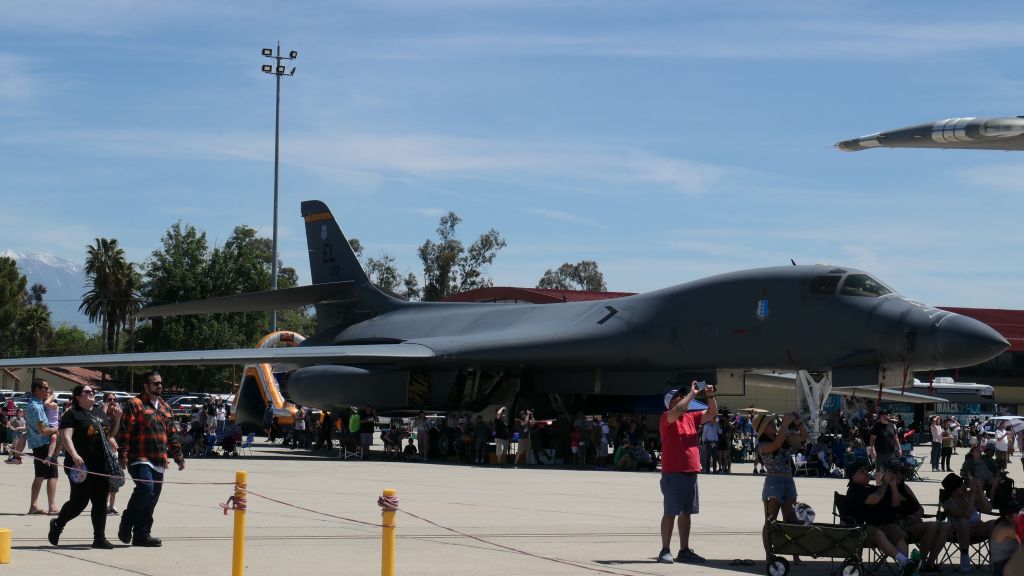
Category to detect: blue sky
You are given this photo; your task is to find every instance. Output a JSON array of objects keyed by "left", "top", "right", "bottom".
[{"left": 2, "top": 1, "right": 1022, "bottom": 313}]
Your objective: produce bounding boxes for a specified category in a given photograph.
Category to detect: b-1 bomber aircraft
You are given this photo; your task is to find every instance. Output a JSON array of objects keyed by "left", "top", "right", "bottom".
[{"left": 0, "top": 201, "right": 1008, "bottom": 433}]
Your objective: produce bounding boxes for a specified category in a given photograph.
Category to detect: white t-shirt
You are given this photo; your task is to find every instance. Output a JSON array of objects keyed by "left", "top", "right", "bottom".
[{"left": 994, "top": 429, "right": 1009, "bottom": 452}]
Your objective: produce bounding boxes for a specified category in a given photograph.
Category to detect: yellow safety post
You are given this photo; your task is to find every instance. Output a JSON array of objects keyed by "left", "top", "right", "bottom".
[
  {"left": 381, "top": 488, "right": 397, "bottom": 576},
  {"left": 232, "top": 471, "right": 248, "bottom": 576},
  {"left": 0, "top": 528, "right": 10, "bottom": 564}
]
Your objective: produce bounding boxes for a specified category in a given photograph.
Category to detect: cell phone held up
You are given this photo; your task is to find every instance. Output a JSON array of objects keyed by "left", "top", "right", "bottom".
[{"left": 694, "top": 380, "right": 708, "bottom": 392}]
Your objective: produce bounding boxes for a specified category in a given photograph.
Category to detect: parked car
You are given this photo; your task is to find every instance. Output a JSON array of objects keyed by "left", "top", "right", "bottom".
[
  {"left": 982, "top": 415, "right": 1024, "bottom": 435},
  {"left": 168, "top": 395, "right": 206, "bottom": 416}
]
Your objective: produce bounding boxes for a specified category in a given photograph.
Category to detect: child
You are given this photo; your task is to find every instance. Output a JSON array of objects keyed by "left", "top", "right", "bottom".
[
  {"left": 5, "top": 408, "right": 26, "bottom": 464},
  {"left": 403, "top": 437, "right": 418, "bottom": 461},
  {"left": 44, "top": 392, "right": 62, "bottom": 466}
]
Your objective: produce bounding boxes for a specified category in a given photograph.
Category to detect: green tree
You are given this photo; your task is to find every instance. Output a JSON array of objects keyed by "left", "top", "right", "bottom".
[
  {"left": 17, "top": 301, "right": 52, "bottom": 356},
  {"left": 140, "top": 222, "right": 311, "bottom": 391},
  {"left": 0, "top": 257, "right": 28, "bottom": 355},
  {"left": 348, "top": 237, "right": 420, "bottom": 299},
  {"left": 536, "top": 260, "right": 607, "bottom": 292},
  {"left": 80, "top": 238, "right": 142, "bottom": 354},
  {"left": 417, "top": 212, "right": 506, "bottom": 301},
  {"left": 49, "top": 325, "right": 102, "bottom": 356}
]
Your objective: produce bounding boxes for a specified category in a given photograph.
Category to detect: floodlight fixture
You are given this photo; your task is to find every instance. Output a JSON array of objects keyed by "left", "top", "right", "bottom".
[
  {"left": 289, "top": 51, "right": 298, "bottom": 59},
  {"left": 277, "top": 65, "right": 285, "bottom": 73},
  {"left": 262, "top": 48, "right": 273, "bottom": 57},
  {"left": 262, "top": 64, "right": 272, "bottom": 73},
  {"left": 289, "top": 67, "right": 296, "bottom": 75}
]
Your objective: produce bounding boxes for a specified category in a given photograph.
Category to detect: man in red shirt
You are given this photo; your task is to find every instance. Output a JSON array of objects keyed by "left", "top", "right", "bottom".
[{"left": 657, "top": 381, "right": 717, "bottom": 564}]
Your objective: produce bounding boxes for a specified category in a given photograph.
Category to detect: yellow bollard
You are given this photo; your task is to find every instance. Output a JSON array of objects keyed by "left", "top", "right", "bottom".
[
  {"left": 0, "top": 528, "right": 10, "bottom": 564},
  {"left": 232, "top": 471, "right": 247, "bottom": 576},
  {"left": 381, "top": 488, "right": 397, "bottom": 576}
]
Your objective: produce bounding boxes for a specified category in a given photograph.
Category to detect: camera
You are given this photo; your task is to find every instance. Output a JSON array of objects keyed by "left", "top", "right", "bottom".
[{"left": 694, "top": 380, "right": 708, "bottom": 391}]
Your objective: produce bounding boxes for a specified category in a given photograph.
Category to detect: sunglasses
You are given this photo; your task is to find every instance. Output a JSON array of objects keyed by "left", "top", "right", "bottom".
[{"left": 82, "top": 390, "right": 95, "bottom": 396}]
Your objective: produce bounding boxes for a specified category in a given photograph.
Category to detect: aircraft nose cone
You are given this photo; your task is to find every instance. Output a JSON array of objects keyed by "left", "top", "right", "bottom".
[{"left": 935, "top": 314, "right": 1008, "bottom": 368}]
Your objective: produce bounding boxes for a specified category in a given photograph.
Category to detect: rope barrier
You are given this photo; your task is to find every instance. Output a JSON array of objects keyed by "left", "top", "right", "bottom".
[
  {"left": 245, "top": 488, "right": 383, "bottom": 528},
  {"left": 246, "top": 488, "right": 641, "bottom": 576},
  {"left": 221, "top": 484, "right": 248, "bottom": 516},
  {"left": 10, "top": 444, "right": 649, "bottom": 575},
  {"left": 9, "top": 449, "right": 234, "bottom": 485}
]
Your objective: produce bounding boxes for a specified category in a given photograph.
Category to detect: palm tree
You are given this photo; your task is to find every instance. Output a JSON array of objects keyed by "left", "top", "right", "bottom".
[{"left": 80, "top": 238, "right": 141, "bottom": 354}]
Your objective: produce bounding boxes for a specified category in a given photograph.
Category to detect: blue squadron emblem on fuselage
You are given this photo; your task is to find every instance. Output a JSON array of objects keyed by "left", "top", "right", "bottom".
[{"left": 756, "top": 297, "right": 769, "bottom": 321}]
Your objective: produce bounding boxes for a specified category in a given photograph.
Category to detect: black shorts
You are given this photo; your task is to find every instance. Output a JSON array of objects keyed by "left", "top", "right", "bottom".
[{"left": 32, "top": 445, "right": 58, "bottom": 480}]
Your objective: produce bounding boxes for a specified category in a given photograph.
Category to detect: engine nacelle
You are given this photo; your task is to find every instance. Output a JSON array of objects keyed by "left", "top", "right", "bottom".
[{"left": 287, "top": 365, "right": 409, "bottom": 411}]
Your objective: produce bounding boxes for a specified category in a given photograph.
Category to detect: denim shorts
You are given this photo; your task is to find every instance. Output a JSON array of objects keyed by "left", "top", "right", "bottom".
[
  {"left": 761, "top": 476, "right": 797, "bottom": 502},
  {"left": 661, "top": 472, "right": 699, "bottom": 516}
]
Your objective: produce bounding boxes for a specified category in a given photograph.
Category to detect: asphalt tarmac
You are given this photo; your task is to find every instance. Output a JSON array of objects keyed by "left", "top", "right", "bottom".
[{"left": 1, "top": 444, "right": 1019, "bottom": 575}]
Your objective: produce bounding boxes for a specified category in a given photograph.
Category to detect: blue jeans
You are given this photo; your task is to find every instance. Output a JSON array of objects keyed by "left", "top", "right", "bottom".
[
  {"left": 122, "top": 464, "right": 164, "bottom": 540},
  {"left": 930, "top": 442, "right": 941, "bottom": 470}
]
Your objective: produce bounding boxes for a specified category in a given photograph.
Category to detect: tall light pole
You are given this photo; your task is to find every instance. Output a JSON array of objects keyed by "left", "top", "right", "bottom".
[{"left": 261, "top": 43, "right": 297, "bottom": 332}]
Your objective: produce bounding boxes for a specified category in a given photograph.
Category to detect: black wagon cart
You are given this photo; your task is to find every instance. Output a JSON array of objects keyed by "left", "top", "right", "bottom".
[{"left": 765, "top": 520, "right": 866, "bottom": 576}]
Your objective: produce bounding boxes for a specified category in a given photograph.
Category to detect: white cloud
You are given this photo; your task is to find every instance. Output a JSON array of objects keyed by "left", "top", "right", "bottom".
[
  {"left": 0, "top": 53, "right": 43, "bottom": 110},
  {"left": 526, "top": 208, "right": 598, "bottom": 226},
  {"left": 19, "top": 128, "right": 727, "bottom": 196}
]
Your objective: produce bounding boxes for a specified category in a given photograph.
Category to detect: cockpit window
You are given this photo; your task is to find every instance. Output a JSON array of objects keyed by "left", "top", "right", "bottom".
[
  {"left": 809, "top": 275, "right": 841, "bottom": 295},
  {"left": 839, "top": 274, "right": 892, "bottom": 298}
]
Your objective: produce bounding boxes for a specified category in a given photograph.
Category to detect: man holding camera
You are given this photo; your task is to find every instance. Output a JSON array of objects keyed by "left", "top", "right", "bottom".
[
  {"left": 845, "top": 461, "right": 920, "bottom": 576},
  {"left": 656, "top": 380, "right": 717, "bottom": 564}
]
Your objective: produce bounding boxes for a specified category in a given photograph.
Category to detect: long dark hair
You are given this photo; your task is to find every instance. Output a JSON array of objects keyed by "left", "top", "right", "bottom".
[{"left": 71, "top": 384, "right": 91, "bottom": 409}]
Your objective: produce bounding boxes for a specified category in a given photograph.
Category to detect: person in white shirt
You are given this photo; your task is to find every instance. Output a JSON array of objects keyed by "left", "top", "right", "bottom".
[
  {"left": 701, "top": 420, "right": 720, "bottom": 473},
  {"left": 929, "top": 416, "right": 943, "bottom": 472},
  {"left": 993, "top": 422, "right": 1011, "bottom": 470}
]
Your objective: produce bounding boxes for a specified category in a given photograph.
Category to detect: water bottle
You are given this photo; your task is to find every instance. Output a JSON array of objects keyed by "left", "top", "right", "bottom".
[{"left": 910, "top": 548, "right": 921, "bottom": 566}]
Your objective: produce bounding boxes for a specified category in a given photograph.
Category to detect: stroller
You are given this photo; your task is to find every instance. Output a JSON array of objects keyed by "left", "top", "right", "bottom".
[{"left": 765, "top": 519, "right": 866, "bottom": 576}]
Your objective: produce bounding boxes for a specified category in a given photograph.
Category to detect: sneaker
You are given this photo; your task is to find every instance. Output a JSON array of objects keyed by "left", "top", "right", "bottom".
[
  {"left": 117, "top": 522, "right": 132, "bottom": 544},
  {"left": 676, "top": 548, "right": 706, "bottom": 564},
  {"left": 656, "top": 548, "right": 673, "bottom": 564},
  {"left": 132, "top": 536, "right": 162, "bottom": 547},
  {"left": 91, "top": 538, "right": 115, "bottom": 549},
  {"left": 106, "top": 506, "right": 119, "bottom": 516},
  {"left": 47, "top": 518, "right": 63, "bottom": 546}
]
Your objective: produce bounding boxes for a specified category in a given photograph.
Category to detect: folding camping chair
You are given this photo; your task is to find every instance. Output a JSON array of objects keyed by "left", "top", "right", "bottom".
[
  {"left": 832, "top": 492, "right": 900, "bottom": 575},
  {"left": 936, "top": 488, "right": 992, "bottom": 567},
  {"left": 239, "top": 433, "right": 255, "bottom": 456}
]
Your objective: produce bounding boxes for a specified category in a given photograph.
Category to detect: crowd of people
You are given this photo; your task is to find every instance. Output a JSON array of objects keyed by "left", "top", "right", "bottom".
[
  {"left": 2, "top": 373, "right": 184, "bottom": 550},
  {"left": 5, "top": 376, "right": 1024, "bottom": 573}
]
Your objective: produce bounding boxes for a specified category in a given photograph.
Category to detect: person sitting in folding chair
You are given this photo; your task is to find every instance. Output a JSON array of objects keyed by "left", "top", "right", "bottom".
[
  {"left": 941, "top": 473, "right": 997, "bottom": 573},
  {"left": 891, "top": 463, "right": 950, "bottom": 573},
  {"left": 845, "top": 461, "right": 921, "bottom": 576},
  {"left": 960, "top": 444, "right": 1000, "bottom": 498},
  {"left": 990, "top": 501, "right": 1022, "bottom": 576}
]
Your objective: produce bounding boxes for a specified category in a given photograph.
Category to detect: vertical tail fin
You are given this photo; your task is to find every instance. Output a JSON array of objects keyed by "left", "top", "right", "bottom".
[
  {"left": 300, "top": 200, "right": 400, "bottom": 333},
  {"left": 301, "top": 200, "right": 370, "bottom": 286}
]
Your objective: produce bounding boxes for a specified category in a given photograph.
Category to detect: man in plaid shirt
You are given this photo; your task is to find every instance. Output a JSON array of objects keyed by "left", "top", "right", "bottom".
[{"left": 117, "top": 371, "right": 184, "bottom": 547}]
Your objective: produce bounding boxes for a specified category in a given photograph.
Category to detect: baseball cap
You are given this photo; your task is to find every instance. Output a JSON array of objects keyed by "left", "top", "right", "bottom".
[
  {"left": 664, "top": 389, "right": 681, "bottom": 409},
  {"left": 878, "top": 409, "right": 892, "bottom": 416},
  {"left": 844, "top": 461, "right": 867, "bottom": 483}
]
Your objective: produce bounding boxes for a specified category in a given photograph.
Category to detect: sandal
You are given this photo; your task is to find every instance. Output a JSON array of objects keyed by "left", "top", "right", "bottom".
[{"left": 27, "top": 508, "right": 45, "bottom": 515}]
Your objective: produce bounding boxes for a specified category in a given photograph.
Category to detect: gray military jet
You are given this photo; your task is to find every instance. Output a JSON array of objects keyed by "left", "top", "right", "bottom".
[
  {"left": 0, "top": 200, "right": 1008, "bottom": 432},
  {"left": 836, "top": 116, "right": 1024, "bottom": 152}
]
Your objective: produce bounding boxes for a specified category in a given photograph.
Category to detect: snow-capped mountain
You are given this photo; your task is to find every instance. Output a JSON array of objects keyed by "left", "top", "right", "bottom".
[{"left": 0, "top": 249, "right": 92, "bottom": 329}]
